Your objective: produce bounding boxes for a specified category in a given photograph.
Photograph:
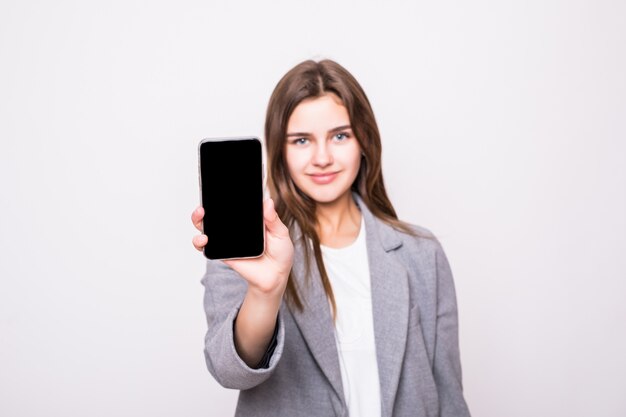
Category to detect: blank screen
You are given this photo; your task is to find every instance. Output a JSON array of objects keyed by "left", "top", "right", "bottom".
[{"left": 199, "top": 138, "right": 264, "bottom": 259}]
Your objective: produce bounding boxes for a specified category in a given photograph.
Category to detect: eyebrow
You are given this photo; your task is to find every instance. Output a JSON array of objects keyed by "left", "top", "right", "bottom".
[{"left": 286, "top": 125, "right": 352, "bottom": 137}]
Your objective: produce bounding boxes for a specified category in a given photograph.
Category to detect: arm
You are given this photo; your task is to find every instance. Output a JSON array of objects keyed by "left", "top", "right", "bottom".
[
  {"left": 201, "top": 259, "right": 285, "bottom": 389},
  {"left": 234, "top": 279, "right": 284, "bottom": 366},
  {"left": 194, "top": 198, "right": 293, "bottom": 389},
  {"left": 432, "top": 239, "right": 472, "bottom": 416}
]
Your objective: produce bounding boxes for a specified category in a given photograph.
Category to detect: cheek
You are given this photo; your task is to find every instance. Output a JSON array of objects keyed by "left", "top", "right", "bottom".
[
  {"left": 341, "top": 145, "right": 362, "bottom": 174},
  {"left": 285, "top": 149, "right": 307, "bottom": 177},
  {"left": 349, "top": 156, "right": 362, "bottom": 180}
]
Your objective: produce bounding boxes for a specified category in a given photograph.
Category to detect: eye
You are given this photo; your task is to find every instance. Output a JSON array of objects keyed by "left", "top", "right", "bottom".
[
  {"left": 333, "top": 132, "right": 350, "bottom": 142},
  {"left": 291, "top": 137, "right": 309, "bottom": 145}
]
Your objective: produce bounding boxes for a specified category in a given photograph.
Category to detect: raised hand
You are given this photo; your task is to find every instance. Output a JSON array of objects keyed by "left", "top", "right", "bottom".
[{"left": 191, "top": 197, "right": 294, "bottom": 295}]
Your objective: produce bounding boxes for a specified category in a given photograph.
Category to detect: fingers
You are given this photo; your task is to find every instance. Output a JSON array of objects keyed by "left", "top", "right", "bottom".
[
  {"left": 192, "top": 234, "right": 208, "bottom": 251},
  {"left": 191, "top": 206, "right": 204, "bottom": 232}
]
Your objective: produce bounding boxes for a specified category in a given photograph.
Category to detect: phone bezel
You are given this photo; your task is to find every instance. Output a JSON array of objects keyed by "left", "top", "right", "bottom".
[{"left": 197, "top": 136, "right": 266, "bottom": 260}]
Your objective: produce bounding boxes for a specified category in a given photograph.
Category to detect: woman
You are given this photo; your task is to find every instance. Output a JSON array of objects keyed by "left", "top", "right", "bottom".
[{"left": 191, "top": 59, "right": 471, "bottom": 417}]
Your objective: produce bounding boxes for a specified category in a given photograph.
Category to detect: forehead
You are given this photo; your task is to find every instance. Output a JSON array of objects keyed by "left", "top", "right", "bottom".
[{"left": 287, "top": 93, "right": 350, "bottom": 132}]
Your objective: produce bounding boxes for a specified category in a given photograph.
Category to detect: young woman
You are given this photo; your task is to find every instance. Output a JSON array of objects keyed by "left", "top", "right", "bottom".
[{"left": 191, "top": 59, "right": 471, "bottom": 417}]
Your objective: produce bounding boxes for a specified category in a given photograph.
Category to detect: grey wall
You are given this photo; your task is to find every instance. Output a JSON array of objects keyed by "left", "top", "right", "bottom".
[{"left": 1, "top": 1, "right": 625, "bottom": 416}]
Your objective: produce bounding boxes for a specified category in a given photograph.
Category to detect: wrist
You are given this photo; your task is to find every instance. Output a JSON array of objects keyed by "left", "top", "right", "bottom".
[{"left": 247, "top": 277, "right": 287, "bottom": 301}]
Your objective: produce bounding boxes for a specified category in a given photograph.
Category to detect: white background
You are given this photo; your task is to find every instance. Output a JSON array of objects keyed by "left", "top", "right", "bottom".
[{"left": 1, "top": 1, "right": 625, "bottom": 416}]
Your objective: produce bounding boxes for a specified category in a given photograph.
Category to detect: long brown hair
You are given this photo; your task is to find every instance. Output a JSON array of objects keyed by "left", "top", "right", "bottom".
[{"left": 264, "top": 59, "right": 418, "bottom": 313}]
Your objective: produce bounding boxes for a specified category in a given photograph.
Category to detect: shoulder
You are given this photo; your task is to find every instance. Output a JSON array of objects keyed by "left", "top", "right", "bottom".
[
  {"left": 352, "top": 192, "right": 448, "bottom": 261},
  {"left": 374, "top": 214, "right": 442, "bottom": 251},
  {"left": 382, "top": 218, "right": 449, "bottom": 267}
]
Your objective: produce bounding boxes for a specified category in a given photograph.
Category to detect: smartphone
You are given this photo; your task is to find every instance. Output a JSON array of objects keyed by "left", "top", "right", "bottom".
[{"left": 198, "top": 137, "right": 265, "bottom": 260}]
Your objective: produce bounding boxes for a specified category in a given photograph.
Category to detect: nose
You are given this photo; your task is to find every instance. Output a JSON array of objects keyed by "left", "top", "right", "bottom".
[{"left": 312, "top": 141, "right": 333, "bottom": 167}]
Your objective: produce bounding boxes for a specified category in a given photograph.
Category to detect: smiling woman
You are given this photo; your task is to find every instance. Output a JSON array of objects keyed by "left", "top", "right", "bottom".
[
  {"left": 191, "top": 59, "right": 472, "bottom": 417},
  {"left": 285, "top": 93, "right": 363, "bottom": 207}
]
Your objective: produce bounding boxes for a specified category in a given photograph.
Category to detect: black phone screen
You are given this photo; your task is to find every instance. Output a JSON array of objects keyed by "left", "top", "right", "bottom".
[{"left": 199, "top": 138, "right": 264, "bottom": 260}]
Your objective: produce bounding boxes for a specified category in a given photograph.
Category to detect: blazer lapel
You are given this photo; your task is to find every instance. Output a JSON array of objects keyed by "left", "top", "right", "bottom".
[
  {"left": 357, "top": 194, "right": 409, "bottom": 417},
  {"left": 287, "top": 235, "right": 345, "bottom": 403},
  {"left": 285, "top": 193, "right": 409, "bottom": 416}
]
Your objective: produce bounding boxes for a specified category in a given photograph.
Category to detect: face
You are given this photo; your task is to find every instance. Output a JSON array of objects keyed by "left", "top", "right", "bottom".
[{"left": 284, "top": 93, "right": 362, "bottom": 205}]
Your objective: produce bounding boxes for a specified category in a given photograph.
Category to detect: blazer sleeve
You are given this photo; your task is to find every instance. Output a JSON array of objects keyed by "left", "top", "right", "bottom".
[
  {"left": 432, "top": 239, "right": 472, "bottom": 416},
  {"left": 201, "top": 259, "right": 285, "bottom": 390}
]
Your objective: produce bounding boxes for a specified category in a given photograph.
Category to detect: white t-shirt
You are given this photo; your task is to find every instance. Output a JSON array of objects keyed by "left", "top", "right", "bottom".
[{"left": 321, "top": 216, "right": 382, "bottom": 417}]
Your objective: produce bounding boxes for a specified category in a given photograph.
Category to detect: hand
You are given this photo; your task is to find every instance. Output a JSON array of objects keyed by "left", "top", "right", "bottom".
[{"left": 191, "top": 198, "right": 294, "bottom": 295}]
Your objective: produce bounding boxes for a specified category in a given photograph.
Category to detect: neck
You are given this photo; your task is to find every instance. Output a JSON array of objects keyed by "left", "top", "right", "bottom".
[{"left": 315, "top": 192, "right": 362, "bottom": 247}]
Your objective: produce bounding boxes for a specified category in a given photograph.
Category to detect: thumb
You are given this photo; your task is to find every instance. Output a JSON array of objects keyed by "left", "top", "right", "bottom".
[{"left": 263, "top": 197, "right": 288, "bottom": 236}]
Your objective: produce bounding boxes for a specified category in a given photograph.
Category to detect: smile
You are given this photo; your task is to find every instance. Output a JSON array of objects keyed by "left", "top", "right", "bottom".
[{"left": 309, "top": 172, "right": 339, "bottom": 184}]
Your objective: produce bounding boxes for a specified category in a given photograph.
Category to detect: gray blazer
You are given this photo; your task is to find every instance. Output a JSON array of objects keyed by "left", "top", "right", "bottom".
[{"left": 201, "top": 193, "right": 471, "bottom": 417}]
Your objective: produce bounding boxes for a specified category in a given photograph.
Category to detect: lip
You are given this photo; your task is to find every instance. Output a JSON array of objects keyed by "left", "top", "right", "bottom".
[{"left": 309, "top": 171, "right": 339, "bottom": 184}]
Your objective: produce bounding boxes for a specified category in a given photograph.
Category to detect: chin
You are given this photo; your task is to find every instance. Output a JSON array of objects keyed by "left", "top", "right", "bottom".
[{"left": 301, "top": 186, "right": 352, "bottom": 205}]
